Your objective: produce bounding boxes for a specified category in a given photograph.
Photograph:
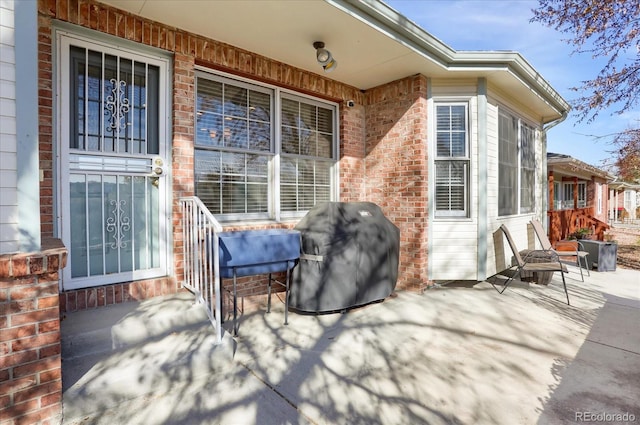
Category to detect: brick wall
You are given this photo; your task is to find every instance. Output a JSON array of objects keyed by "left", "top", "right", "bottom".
[
  {"left": 37, "top": 8, "right": 54, "bottom": 239},
  {"left": 58, "top": 278, "right": 179, "bottom": 314},
  {"left": 365, "top": 75, "right": 430, "bottom": 289},
  {"left": 340, "top": 102, "right": 367, "bottom": 201},
  {"left": 171, "top": 52, "right": 196, "bottom": 294},
  {"left": 0, "top": 239, "right": 67, "bottom": 425},
  {"left": 0, "top": 0, "right": 19, "bottom": 254},
  {"left": 37, "top": 0, "right": 429, "bottom": 305}
]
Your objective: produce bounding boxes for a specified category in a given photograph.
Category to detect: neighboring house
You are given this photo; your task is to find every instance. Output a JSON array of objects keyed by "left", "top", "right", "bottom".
[
  {"left": 546, "top": 153, "right": 614, "bottom": 242},
  {"left": 609, "top": 180, "right": 640, "bottom": 222},
  {"left": 1, "top": 1, "right": 570, "bottom": 422}
]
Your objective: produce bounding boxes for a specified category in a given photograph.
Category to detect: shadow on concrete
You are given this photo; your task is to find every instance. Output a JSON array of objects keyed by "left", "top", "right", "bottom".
[
  {"left": 536, "top": 292, "right": 640, "bottom": 424},
  {"left": 61, "top": 268, "right": 640, "bottom": 425}
]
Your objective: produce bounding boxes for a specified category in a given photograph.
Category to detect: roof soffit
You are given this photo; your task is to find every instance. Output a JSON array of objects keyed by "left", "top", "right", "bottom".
[
  {"left": 548, "top": 160, "right": 613, "bottom": 181},
  {"left": 97, "top": 0, "right": 569, "bottom": 120}
]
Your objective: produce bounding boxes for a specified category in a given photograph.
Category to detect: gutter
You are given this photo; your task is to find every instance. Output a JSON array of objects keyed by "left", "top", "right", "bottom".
[
  {"left": 328, "top": 0, "right": 571, "bottom": 117},
  {"left": 543, "top": 110, "right": 569, "bottom": 132},
  {"left": 540, "top": 110, "right": 568, "bottom": 228},
  {"left": 328, "top": 0, "right": 457, "bottom": 66}
]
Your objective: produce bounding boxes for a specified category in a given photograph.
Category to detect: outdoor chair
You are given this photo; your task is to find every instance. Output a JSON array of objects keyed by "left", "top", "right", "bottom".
[
  {"left": 493, "top": 224, "right": 570, "bottom": 305},
  {"left": 530, "top": 219, "right": 590, "bottom": 282}
]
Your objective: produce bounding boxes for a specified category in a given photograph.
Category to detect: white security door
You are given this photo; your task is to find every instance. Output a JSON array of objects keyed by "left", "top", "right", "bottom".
[{"left": 58, "top": 33, "right": 170, "bottom": 290}]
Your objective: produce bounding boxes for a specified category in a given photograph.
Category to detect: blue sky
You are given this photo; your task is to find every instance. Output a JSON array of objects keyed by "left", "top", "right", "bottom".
[{"left": 386, "top": 0, "right": 637, "bottom": 169}]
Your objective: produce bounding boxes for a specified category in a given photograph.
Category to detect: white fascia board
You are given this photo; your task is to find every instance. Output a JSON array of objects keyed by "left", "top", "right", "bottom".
[
  {"left": 330, "top": 0, "right": 570, "bottom": 117},
  {"left": 327, "top": 0, "right": 456, "bottom": 69}
]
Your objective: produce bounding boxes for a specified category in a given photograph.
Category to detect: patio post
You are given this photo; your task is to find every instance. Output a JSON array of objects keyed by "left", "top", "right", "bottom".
[{"left": 0, "top": 239, "right": 67, "bottom": 424}]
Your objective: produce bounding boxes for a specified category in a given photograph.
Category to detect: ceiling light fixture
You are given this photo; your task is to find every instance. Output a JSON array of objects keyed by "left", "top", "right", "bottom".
[{"left": 313, "top": 41, "right": 337, "bottom": 73}]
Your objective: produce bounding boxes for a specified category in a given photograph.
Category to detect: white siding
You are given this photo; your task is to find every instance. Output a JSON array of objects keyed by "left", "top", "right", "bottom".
[
  {"left": 428, "top": 80, "right": 547, "bottom": 281},
  {"left": 429, "top": 81, "right": 479, "bottom": 280},
  {"left": 485, "top": 91, "right": 544, "bottom": 277},
  {"left": 485, "top": 101, "right": 500, "bottom": 276},
  {"left": 0, "top": 0, "right": 18, "bottom": 254},
  {"left": 431, "top": 224, "right": 479, "bottom": 280}
]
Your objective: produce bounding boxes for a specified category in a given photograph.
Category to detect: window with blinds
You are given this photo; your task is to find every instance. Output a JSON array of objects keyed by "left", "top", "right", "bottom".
[
  {"left": 194, "top": 73, "right": 336, "bottom": 220},
  {"left": 434, "top": 104, "right": 469, "bottom": 218},
  {"left": 280, "top": 96, "right": 334, "bottom": 212}
]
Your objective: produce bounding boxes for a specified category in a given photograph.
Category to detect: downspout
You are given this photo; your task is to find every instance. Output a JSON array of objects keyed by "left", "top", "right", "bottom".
[
  {"left": 541, "top": 111, "right": 569, "bottom": 230},
  {"left": 543, "top": 111, "right": 568, "bottom": 133},
  {"left": 477, "top": 78, "right": 488, "bottom": 281}
]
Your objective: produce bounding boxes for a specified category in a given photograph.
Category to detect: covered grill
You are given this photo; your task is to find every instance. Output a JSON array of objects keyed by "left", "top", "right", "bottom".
[{"left": 290, "top": 202, "right": 400, "bottom": 313}]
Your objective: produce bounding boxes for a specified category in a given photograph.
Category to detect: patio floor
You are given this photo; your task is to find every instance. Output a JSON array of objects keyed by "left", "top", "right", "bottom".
[{"left": 61, "top": 267, "right": 640, "bottom": 424}]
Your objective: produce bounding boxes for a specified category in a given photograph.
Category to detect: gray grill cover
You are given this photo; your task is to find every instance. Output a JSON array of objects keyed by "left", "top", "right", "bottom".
[{"left": 290, "top": 202, "right": 400, "bottom": 313}]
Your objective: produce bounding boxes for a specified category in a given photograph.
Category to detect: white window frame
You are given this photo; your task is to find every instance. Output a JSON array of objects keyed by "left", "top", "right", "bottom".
[
  {"left": 279, "top": 93, "right": 337, "bottom": 218},
  {"left": 553, "top": 181, "right": 562, "bottom": 211},
  {"left": 563, "top": 182, "right": 574, "bottom": 210},
  {"left": 193, "top": 70, "right": 339, "bottom": 221},
  {"left": 577, "top": 182, "right": 587, "bottom": 208},
  {"left": 624, "top": 190, "right": 632, "bottom": 212},
  {"left": 433, "top": 102, "right": 470, "bottom": 218},
  {"left": 498, "top": 109, "right": 538, "bottom": 216},
  {"left": 554, "top": 180, "right": 587, "bottom": 210},
  {"left": 519, "top": 123, "right": 536, "bottom": 213}
]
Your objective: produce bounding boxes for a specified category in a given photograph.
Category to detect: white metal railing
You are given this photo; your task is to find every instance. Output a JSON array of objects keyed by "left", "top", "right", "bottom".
[
  {"left": 554, "top": 200, "right": 588, "bottom": 210},
  {"left": 180, "top": 197, "right": 223, "bottom": 343}
]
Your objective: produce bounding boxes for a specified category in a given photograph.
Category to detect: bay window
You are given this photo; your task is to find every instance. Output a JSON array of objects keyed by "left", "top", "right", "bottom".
[
  {"left": 520, "top": 124, "right": 535, "bottom": 213},
  {"left": 498, "top": 110, "right": 537, "bottom": 216}
]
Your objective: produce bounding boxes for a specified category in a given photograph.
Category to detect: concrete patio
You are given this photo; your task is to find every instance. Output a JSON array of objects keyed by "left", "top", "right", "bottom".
[{"left": 61, "top": 267, "right": 640, "bottom": 425}]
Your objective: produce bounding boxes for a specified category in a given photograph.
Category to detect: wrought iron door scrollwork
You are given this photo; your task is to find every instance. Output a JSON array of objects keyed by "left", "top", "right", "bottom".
[
  {"left": 105, "top": 78, "right": 131, "bottom": 132},
  {"left": 105, "top": 199, "right": 130, "bottom": 249}
]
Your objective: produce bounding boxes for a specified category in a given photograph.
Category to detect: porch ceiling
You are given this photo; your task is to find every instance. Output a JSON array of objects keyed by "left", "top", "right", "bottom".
[
  {"left": 98, "top": 0, "right": 568, "bottom": 122},
  {"left": 548, "top": 154, "right": 614, "bottom": 181},
  {"left": 551, "top": 166, "right": 609, "bottom": 182}
]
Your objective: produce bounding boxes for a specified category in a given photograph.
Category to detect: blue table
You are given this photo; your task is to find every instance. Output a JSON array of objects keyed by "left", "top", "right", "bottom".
[{"left": 218, "top": 229, "right": 300, "bottom": 335}]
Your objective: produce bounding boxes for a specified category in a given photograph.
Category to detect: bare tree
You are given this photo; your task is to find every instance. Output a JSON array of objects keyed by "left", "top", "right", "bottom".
[
  {"left": 612, "top": 128, "right": 640, "bottom": 181},
  {"left": 532, "top": 0, "right": 640, "bottom": 180}
]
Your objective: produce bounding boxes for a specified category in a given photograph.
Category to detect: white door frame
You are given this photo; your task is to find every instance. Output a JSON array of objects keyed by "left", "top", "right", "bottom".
[{"left": 56, "top": 29, "right": 172, "bottom": 291}]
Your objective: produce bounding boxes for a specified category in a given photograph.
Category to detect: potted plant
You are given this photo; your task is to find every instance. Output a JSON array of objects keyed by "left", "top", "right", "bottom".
[{"left": 570, "top": 227, "right": 593, "bottom": 240}]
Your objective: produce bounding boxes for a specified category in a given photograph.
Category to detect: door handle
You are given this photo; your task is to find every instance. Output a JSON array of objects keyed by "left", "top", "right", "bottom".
[{"left": 151, "top": 157, "right": 166, "bottom": 177}]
